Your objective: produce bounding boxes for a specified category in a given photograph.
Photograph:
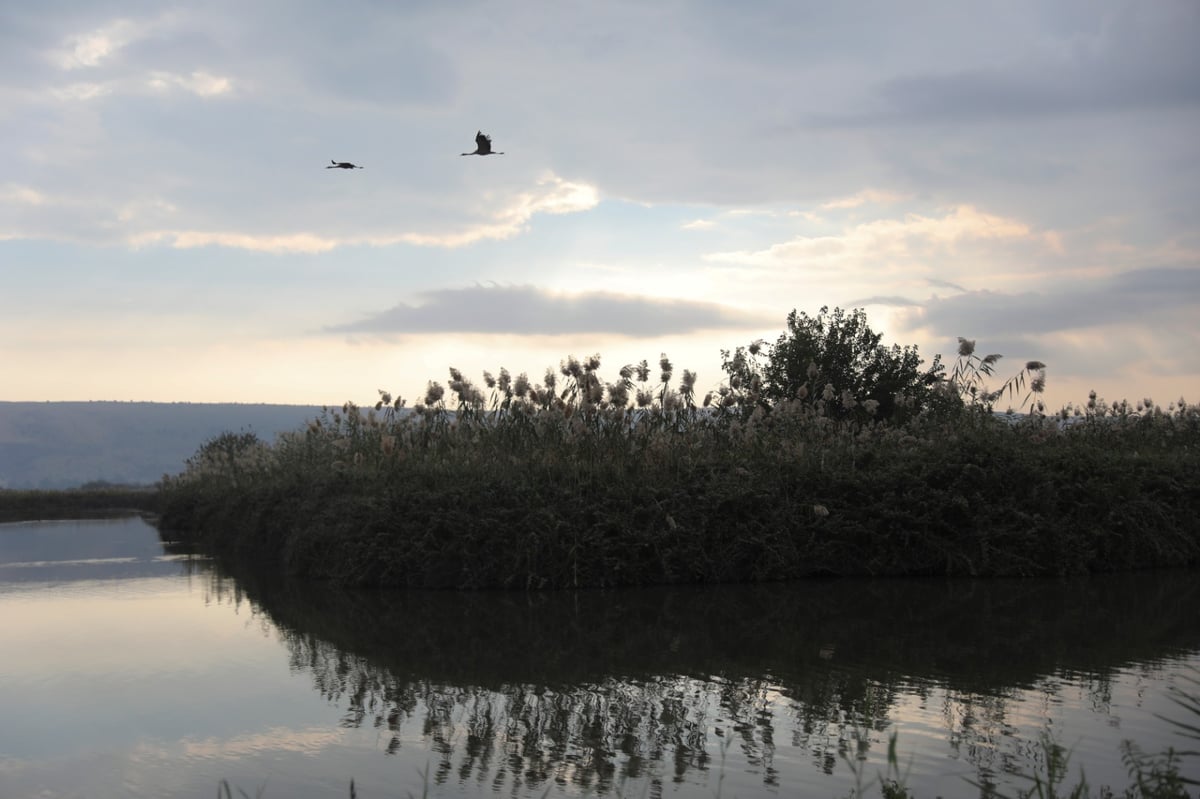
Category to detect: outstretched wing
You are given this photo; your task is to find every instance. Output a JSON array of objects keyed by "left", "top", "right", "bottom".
[{"left": 475, "top": 131, "right": 492, "bottom": 154}]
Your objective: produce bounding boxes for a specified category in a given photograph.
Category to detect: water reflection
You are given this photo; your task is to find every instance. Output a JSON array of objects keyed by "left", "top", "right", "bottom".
[
  {"left": 0, "top": 516, "right": 203, "bottom": 584},
  {"left": 2, "top": 516, "right": 1196, "bottom": 797},
  {"left": 211, "top": 560, "right": 1200, "bottom": 795}
]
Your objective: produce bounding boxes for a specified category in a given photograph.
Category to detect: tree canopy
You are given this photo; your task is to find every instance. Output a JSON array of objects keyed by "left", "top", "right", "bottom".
[{"left": 722, "top": 306, "right": 946, "bottom": 422}]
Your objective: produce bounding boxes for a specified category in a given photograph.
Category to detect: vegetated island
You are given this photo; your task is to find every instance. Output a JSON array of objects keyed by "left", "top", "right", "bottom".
[
  {"left": 138, "top": 308, "right": 1198, "bottom": 589},
  {"left": 0, "top": 483, "right": 161, "bottom": 524}
]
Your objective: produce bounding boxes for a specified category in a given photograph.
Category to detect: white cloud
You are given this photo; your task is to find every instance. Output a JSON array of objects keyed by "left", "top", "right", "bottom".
[
  {"left": 131, "top": 230, "right": 339, "bottom": 254},
  {"left": 146, "top": 70, "right": 234, "bottom": 97},
  {"left": 50, "top": 82, "right": 112, "bottom": 101},
  {"left": 55, "top": 19, "right": 141, "bottom": 70},
  {"left": 353, "top": 173, "right": 600, "bottom": 249},
  {"left": 820, "top": 189, "right": 909, "bottom": 210},
  {"left": 704, "top": 205, "right": 1052, "bottom": 269},
  {"left": 116, "top": 198, "right": 178, "bottom": 224},
  {"left": 44, "top": 13, "right": 236, "bottom": 102},
  {"left": 518, "top": 174, "right": 601, "bottom": 217},
  {"left": 898, "top": 205, "right": 1034, "bottom": 243},
  {"left": 50, "top": 16, "right": 180, "bottom": 71},
  {"left": 5, "top": 167, "right": 600, "bottom": 252},
  {"left": 0, "top": 184, "right": 49, "bottom": 206}
]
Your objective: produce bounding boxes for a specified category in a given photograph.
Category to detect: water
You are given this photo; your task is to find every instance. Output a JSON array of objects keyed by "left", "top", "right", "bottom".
[{"left": 0, "top": 516, "right": 1197, "bottom": 798}]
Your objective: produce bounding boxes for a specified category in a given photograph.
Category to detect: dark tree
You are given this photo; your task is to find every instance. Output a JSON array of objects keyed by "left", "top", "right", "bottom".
[{"left": 723, "top": 307, "right": 946, "bottom": 423}]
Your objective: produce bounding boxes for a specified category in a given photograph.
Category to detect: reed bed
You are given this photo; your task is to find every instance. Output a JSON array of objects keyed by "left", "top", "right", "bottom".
[
  {"left": 0, "top": 485, "right": 161, "bottom": 522},
  {"left": 156, "top": 349, "right": 1200, "bottom": 589}
]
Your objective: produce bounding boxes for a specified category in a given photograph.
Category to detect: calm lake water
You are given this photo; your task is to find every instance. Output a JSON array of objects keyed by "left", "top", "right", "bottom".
[{"left": 1, "top": 516, "right": 1197, "bottom": 798}]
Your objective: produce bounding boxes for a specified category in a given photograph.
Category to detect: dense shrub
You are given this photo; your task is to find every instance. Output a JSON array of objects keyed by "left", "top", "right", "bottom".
[{"left": 720, "top": 306, "right": 946, "bottom": 423}]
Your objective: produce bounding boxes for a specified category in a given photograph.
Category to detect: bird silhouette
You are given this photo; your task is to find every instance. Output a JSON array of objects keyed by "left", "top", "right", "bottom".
[
  {"left": 326, "top": 160, "right": 363, "bottom": 169},
  {"left": 461, "top": 131, "right": 504, "bottom": 156}
]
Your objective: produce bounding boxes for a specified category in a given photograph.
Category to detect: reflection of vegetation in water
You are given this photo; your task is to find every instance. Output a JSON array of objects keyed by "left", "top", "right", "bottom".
[
  {"left": 188, "top": 554, "right": 1200, "bottom": 795},
  {"left": 289, "top": 644, "right": 790, "bottom": 796},
  {"left": 1162, "top": 668, "right": 1200, "bottom": 759}
]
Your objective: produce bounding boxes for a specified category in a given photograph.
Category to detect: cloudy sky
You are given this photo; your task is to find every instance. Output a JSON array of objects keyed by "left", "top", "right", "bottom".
[{"left": 3, "top": 0, "right": 1198, "bottom": 412}]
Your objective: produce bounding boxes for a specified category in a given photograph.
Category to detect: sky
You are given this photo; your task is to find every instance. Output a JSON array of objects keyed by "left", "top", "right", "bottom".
[{"left": 3, "top": 0, "right": 1198, "bottom": 413}]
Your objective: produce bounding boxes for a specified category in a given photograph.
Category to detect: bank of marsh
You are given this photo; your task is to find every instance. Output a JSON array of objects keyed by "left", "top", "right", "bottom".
[{"left": 157, "top": 323, "right": 1199, "bottom": 589}]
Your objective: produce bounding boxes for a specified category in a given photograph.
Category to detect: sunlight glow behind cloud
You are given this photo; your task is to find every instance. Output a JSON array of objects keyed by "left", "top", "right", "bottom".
[{"left": 703, "top": 205, "right": 1050, "bottom": 269}]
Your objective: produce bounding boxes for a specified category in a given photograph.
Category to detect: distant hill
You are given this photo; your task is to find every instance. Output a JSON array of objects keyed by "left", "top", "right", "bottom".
[{"left": 0, "top": 402, "right": 325, "bottom": 489}]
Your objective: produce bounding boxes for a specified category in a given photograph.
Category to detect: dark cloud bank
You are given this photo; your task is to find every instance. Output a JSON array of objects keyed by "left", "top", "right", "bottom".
[
  {"left": 913, "top": 266, "right": 1200, "bottom": 340},
  {"left": 328, "top": 284, "right": 770, "bottom": 337}
]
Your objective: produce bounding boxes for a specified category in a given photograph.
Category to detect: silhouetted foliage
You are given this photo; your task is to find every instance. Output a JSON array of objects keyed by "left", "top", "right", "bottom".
[
  {"left": 721, "top": 307, "right": 946, "bottom": 423},
  {"left": 0, "top": 486, "right": 160, "bottom": 522},
  {"left": 155, "top": 317, "right": 1200, "bottom": 589}
]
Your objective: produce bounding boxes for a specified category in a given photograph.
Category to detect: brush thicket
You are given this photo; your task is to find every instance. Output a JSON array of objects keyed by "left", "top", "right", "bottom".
[{"left": 156, "top": 350, "right": 1200, "bottom": 589}]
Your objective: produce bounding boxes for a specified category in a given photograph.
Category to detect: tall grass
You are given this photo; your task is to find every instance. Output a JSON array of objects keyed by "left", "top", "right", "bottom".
[{"left": 157, "top": 351, "right": 1200, "bottom": 589}]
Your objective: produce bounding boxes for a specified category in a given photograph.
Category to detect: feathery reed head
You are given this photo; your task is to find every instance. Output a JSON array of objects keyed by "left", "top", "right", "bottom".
[{"left": 424, "top": 381, "right": 445, "bottom": 406}]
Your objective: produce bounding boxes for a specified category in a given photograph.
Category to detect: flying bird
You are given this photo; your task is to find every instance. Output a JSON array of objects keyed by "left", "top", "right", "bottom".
[
  {"left": 326, "top": 160, "right": 363, "bottom": 169},
  {"left": 461, "top": 131, "right": 504, "bottom": 156}
]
